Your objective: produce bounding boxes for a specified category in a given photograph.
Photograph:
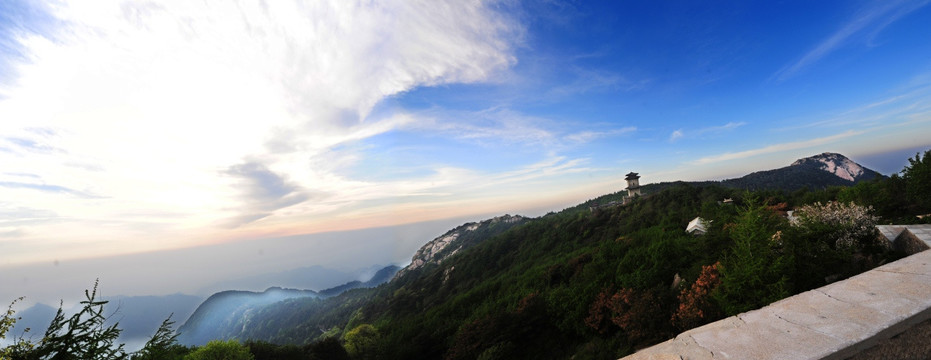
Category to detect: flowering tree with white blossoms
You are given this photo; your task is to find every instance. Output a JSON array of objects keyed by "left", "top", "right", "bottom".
[
  {"left": 785, "top": 201, "right": 890, "bottom": 290},
  {"left": 792, "top": 201, "right": 884, "bottom": 252}
]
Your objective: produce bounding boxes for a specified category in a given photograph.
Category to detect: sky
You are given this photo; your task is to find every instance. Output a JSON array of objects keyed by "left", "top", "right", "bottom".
[{"left": 1, "top": 0, "right": 931, "bottom": 304}]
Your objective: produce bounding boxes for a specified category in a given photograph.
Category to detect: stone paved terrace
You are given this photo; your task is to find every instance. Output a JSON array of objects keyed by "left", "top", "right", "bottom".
[{"left": 622, "top": 225, "right": 931, "bottom": 360}]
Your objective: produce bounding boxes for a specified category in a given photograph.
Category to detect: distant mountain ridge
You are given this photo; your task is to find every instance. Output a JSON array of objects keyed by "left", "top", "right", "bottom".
[
  {"left": 176, "top": 287, "right": 320, "bottom": 346},
  {"left": 176, "top": 265, "right": 400, "bottom": 346},
  {"left": 318, "top": 265, "right": 401, "bottom": 297},
  {"left": 645, "top": 152, "right": 884, "bottom": 193},
  {"left": 200, "top": 265, "right": 362, "bottom": 294},
  {"left": 721, "top": 152, "right": 883, "bottom": 190},
  {"left": 4, "top": 294, "right": 202, "bottom": 350}
]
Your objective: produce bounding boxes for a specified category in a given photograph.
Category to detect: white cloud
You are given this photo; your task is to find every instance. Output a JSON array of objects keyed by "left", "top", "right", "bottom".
[
  {"left": 669, "top": 129, "right": 684, "bottom": 142},
  {"left": 0, "top": 0, "right": 521, "bottom": 263}
]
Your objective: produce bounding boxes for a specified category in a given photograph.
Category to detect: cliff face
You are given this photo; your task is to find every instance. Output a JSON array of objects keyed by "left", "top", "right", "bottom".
[{"left": 396, "top": 214, "right": 528, "bottom": 278}]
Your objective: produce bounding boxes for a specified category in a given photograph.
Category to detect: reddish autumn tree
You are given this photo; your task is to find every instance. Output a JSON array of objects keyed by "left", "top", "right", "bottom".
[
  {"left": 584, "top": 288, "right": 616, "bottom": 335},
  {"left": 671, "top": 262, "right": 722, "bottom": 331},
  {"left": 585, "top": 286, "right": 673, "bottom": 346}
]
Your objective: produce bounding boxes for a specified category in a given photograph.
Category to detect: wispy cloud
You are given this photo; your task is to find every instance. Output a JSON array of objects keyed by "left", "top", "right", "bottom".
[
  {"left": 478, "top": 156, "right": 592, "bottom": 188},
  {"left": 411, "top": 107, "right": 636, "bottom": 151},
  {"left": 771, "top": 0, "right": 930, "bottom": 82},
  {"left": 565, "top": 127, "right": 637, "bottom": 143},
  {"left": 0, "top": 203, "right": 58, "bottom": 225},
  {"left": 0, "top": 181, "right": 97, "bottom": 198},
  {"left": 546, "top": 68, "right": 649, "bottom": 98},
  {"left": 2, "top": 127, "right": 62, "bottom": 154},
  {"left": 695, "top": 130, "right": 864, "bottom": 164},
  {"left": 410, "top": 107, "right": 557, "bottom": 147},
  {"left": 776, "top": 84, "right": 931, "bottom": 131},
  {"left": 669, "top": 121, "right": 745, "bottom": 142}
]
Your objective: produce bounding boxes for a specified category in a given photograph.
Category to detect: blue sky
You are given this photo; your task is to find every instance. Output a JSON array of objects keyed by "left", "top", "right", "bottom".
[{"left": 1, "top": 0, "right": 931, "bottom": 301}]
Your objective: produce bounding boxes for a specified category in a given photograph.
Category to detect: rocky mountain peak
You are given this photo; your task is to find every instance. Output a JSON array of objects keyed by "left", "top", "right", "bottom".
[{"left": 791, "top": 152, "right": 867, "bottom": 182}]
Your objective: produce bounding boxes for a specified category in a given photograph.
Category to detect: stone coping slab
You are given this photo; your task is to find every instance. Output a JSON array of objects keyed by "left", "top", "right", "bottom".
[
  {"left": 622, "top": 249, "right": 931, "bottom": 360},
  {"left": 877, "top": 225, "right": 931, "bottom": 248}
]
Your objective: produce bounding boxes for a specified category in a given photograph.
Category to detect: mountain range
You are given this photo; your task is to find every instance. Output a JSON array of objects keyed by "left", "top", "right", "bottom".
[
  {"left": 642, "top": 152, "right": 884, "bottom": 194},
  {"left": 717, "top": 152, "right": 883, "bottom": 190},
  {"left": 7, "top": 152, "right": 895, "bottom": 357},
  {"left": 159, "top": 152, "right": 896, "bottom": 356}
]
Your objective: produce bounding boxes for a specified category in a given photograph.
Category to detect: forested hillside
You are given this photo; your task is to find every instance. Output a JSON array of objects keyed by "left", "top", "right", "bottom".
[{"left": 198, "top": 152, "right": 928, "bottom": 359}]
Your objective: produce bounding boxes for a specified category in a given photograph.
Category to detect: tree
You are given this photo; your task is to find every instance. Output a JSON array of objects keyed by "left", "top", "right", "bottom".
[
  {"left": 0, "top": 299, "right": 16, "bottom": 341},
  {"left": 584, "top": 286, "right": 673, "bottom": 346},
  {"left": 343, "top": 324, "right": 379, "bottom": 360},
  {"left": 1, "top": 298, "right": 33, "bottom": 360},
  {"left": 672, "top": 262, "right": 722, "bottom": 331},
  {"left": 903, "top": 150, "right": 931, "bottom": 213},
  {"left": 2, "top": 282, "right": 183, "bottom": 360},
  {"left": 713, "top": 196, "right": 791, "bottom": 315},
  {"left": 131, "top": 316, "right": 190, "bottom": 360},
  {"left": 32, "top": 280, "right": 128, "bottom": 360},
  {"left": 184, "top": 340, "right": 253, "bottom": 360}
]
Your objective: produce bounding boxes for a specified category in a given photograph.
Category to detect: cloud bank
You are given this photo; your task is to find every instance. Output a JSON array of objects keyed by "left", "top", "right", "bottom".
[{"left": 0, "top": 0, "right": 522, "bottom": 263}]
